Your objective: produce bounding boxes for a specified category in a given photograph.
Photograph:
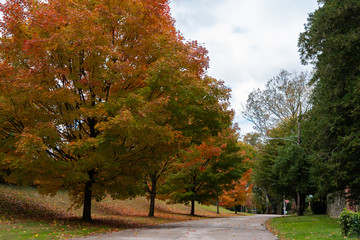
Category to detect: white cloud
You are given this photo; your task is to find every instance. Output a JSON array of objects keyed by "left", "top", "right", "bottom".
[
  {"left": 170, "top": 0, "right": 318, "bottom": 135},
  {"left": 0, "top": 0, "right": 318, "bottom": 135}
]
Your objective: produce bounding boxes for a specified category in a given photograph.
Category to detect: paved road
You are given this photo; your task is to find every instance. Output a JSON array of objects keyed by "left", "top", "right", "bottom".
[{"left": 72, "top": 214, "right": 280, "bottom": 240}]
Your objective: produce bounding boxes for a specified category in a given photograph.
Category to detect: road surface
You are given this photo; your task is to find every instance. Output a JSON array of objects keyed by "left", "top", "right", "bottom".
[{"left": 71, "top": 214, "right": 280, "bottom": 240}]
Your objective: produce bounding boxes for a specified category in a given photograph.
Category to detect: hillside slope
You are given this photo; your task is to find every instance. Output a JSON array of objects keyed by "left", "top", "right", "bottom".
[{"left": 0, "top": 184, "right": 236, "bottom": 239}]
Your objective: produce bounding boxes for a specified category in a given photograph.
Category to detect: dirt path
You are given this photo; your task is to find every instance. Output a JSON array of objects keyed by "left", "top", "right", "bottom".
[{"left": 71, "top": 214, "right": 280, "bottom": 240}]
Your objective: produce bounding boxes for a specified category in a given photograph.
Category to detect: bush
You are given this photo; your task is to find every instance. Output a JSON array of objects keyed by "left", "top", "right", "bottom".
[
  {"left": 310, "top": 196, "right": 327, "bottom": 214},
  {"left": 339, "top": 209, "right": 360, "bottom": 237}
]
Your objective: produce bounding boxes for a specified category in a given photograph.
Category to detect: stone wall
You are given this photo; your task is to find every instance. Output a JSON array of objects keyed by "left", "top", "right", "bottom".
[{"left": 327, "top": 191, "right": 346, "bottom": 218}]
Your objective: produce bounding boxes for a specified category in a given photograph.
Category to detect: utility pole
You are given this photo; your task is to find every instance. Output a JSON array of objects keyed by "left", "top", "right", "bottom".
[{"left": 296, "top": 101, "right": 302, "bottom": 216}]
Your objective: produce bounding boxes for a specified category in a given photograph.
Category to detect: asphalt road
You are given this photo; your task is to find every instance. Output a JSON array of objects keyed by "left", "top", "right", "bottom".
[{"left": 71, "top": 214, "right": 280, "bottom": 240}]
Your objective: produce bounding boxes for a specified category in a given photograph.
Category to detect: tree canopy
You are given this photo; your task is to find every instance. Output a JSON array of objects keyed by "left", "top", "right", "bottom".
[
  {"left": 242, "top": 70, "right": 311, "bottom": 138},
  {"left": 242, "top": 69, "right": 314, "bottom": 215},
  {"left": 161, "top": 127, "right": 246, "bottom": 216},
  {"left": 298, "top": 0, "right": 360, "bottom": 204},
  {"left": 0, "top": 0, "right": 233, "bottom": 221}
]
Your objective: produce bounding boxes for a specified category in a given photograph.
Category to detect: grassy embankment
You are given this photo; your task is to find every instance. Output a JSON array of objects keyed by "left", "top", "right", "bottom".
[
  {"left": 0, "top": 184, "right": 236, "bottom": 239},
  {"left": 267, "top": 214, "right": 346, "bottom": 240}
]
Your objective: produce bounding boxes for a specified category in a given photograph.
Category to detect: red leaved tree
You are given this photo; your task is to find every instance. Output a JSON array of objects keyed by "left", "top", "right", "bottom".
[
  {"left": 220, "top": 168, "right": 253, "bottom": 213},
  {"left": 161, "top": 127, "right": 245, "bottom": 216}
]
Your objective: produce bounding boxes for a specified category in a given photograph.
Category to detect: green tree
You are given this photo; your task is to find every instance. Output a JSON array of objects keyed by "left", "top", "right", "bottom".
[
  {"left": 252, "top": 128, "right": 286, "bottom": 215},
  {"left": 273, "top": 143, "right": 313, "bottom": 216},
  {"left": 299, "top": 0, "right": 360, "bottom": 204},
  {"left": 244, "top": 70, "right": 313, "bottom": 214},
  {"left": 143, "top": 77, "right": 232, "bottom": 217}
]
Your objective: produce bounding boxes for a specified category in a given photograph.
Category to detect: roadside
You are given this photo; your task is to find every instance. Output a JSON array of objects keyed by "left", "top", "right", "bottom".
[{"left": 267, "top": 214, "right": 343, "bottom": 239}]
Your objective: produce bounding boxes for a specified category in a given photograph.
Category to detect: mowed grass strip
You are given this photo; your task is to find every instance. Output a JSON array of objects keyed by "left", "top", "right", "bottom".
[
  {"left": 267, "top": 214, "right": 344, "bottom": 240},
  {"left": 0, "top": 184, "right": 235, "bottom": 239}
]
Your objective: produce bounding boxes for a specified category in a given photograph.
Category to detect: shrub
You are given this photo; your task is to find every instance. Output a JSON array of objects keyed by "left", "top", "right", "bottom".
[
  {"left": 339, "top": 209, "right": 360, "bottom": 237},
  {"left": 310, "top": 196, "right": 327, "bottom": 214}
]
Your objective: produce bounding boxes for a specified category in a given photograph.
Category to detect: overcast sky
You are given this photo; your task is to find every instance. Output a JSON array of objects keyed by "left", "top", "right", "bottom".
[
  {"left": 0, "top": 0, "right": 318, "bottom": 135},
  {"left": 169, "top": 0, "right": 318, "bottom": 135}
]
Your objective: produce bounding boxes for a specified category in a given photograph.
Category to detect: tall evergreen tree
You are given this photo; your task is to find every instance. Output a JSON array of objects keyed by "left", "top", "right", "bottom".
[{"left": 299, "top": 0, "right": 360, "bottom": 204}]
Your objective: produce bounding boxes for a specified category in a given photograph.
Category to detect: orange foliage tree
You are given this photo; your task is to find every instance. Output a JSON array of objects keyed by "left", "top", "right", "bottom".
[
  {"left": 161, "top": 127, "right": 246, "bottom": 216},
  {"left": 220, "top": 168, "right": 253, "bottom": 211},
  {"left": 0, "top": 0, "right": 231, "bottom": 221}
]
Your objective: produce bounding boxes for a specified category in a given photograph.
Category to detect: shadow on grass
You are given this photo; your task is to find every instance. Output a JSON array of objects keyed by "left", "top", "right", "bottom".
[
  {"left": 0, "top": 184, "right": 231, "bottom": 231},
  {"left": 0, "top": 192, "right": 73, "bottom": 221}
]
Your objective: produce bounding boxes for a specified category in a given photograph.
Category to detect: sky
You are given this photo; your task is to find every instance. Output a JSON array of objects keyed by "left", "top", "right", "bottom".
[
  {"left": 0, "top": 0, "right": 318, "bottom": 135},
  {"left": 169, "top": 0, "right": 318, "bottom": 135}
]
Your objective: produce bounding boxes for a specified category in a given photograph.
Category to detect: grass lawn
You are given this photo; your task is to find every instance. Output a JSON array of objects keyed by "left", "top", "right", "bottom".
[
  {"left": 0, "top": 184, "right": 236, "bottom": 239},
  {"left": 0, "top": 219, "right": 112, "bottom": 240},
  {"left": 267, "top": 214, "right": 346, "bottom": 240}
]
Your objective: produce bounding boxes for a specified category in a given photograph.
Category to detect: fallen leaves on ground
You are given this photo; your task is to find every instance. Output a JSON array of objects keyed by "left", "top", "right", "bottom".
[{"left": 0, "top": 184, "right": 236, "bottom": 239}]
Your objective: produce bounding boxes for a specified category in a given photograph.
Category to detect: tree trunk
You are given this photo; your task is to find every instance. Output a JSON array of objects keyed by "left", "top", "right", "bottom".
[
  {"left": 298, "top": 120, "right": 301, "bottom": 145},
  {"left": 300, "top": 193, "right": 306, "bottom": 216},
  {"left": 82, "top": 120, "right": 98, "bottom": 222},
  {"left": 265, "top": 194, "right": 269, "bottom": 214},
  {"left": 148, "top": 177, "right": 157, "bottom": 217},
  {"left": 82, "top": 170, "right": 94, "bottom": 222},
  {"left": 276, "top": 201, "right": 282, "bottom": 215},
  {"left": 148, "top": 192, "right": 156, "bottom": 217},
  {"left": 216, "top": 200, "right": 220, "bottom": 214},
  {"left": 296, "top": 190, "right": 305, "bottom": 216},
  {"left": 190, "top": 200, "right": 195, "bottom": 216}
]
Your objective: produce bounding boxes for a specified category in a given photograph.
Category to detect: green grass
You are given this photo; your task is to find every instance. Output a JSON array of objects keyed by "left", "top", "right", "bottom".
[
  {"left": 194, "top": 203, "right": 234, "bottom": 214},
  {"left": 267, "top": 214, "right": 347, "bottom": 240},
  {"left": 0, "top": 219, "right": 112, "bottom": 240},
  {"left": 0, "top": 184, "right": 237, "bottom": 239}
]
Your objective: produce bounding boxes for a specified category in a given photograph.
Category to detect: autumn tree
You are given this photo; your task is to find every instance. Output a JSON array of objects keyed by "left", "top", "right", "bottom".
[
  {"left": 209, "top": 128, "right": 250, "bottom": 213},
  {"left": 219, "top": 141, "right": 256, "bottom": 213},
  {"left": 162, "top": 141, "right": 221, "bottom": 216},
  {"left": 143, "top": 76, "right": 232, "bottom": 217},
  {"left": 299, "top": 0, "right": 360, "bottom": 205},
  {"left": 161, "top": 127, "right": 245, "bottom": 216},
  {"left": 220, "top": 168, "right": 253, "bottom": 213},
  {"left": 0, "top": 0, "right": 229, "bottom": 221}
]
